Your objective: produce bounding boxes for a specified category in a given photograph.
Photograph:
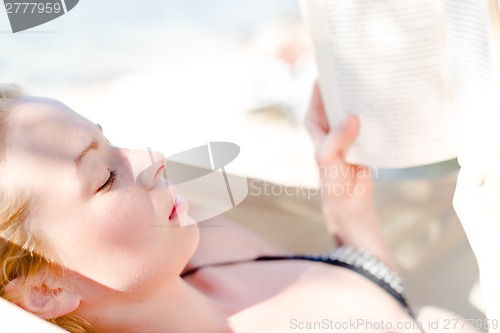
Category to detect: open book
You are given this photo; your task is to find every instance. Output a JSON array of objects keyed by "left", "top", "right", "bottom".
[{"left": 301, "top": 0, "right": 500, "bottom": 168}]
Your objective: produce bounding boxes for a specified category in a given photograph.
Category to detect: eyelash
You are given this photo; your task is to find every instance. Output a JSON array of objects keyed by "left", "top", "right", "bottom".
[{"left": 97, "top": 170, "right": 117, "bottom": 193}]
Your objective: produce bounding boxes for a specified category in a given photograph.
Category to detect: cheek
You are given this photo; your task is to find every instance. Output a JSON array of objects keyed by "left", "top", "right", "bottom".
[
  {"left": 51, "top": 188, "right": 168, "bottom": 290},
  {"left": 45, "top": 185, "right": 198, "bottom": 292},
  {"left": 91, "top": 188, "right": 155, "bottom": 247},
  {"left": 83, "top": 186, "right": 175, "bottom": 275}
]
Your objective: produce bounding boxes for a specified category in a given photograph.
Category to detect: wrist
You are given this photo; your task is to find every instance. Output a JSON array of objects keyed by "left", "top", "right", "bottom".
[
  {"left": 320, "top": 206, "right": 397, "bottom": 272},
  {"left": 322, "top": 200, "right": 378, "bottom": 225}
]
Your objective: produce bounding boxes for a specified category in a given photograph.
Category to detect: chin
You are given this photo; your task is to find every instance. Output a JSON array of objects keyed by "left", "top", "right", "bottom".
[{"left": 169, "top": 218, "right": 200, "bottom": 275}]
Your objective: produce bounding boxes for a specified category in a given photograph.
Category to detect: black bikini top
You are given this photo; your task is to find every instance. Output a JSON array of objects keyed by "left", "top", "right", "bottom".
[{"left": 181, "top": 246, "right": 415, "bottom": 319}]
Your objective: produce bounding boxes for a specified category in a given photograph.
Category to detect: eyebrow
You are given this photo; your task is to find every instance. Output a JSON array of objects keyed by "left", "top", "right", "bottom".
[{"left": 74, "top": 141, "right": 99, "bottom": 167}]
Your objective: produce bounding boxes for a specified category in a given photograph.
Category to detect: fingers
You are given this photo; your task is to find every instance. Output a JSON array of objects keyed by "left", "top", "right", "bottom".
[
  {"left": 453, "top": 165, "right": 498, "bottom": 264},
  {"left": 304, "top": 81, "right": 361, "bottom": 169},
  {"left": 310, "top": 82, "right": 330, "bottom": 133},
  {"left": 316, "top": 114, "right": 359, "bottom": 166},
  {"left": 456, "top": 166, "right": 484, "bottom": 190},
  {"left": 455, "top": 158, "right": 500, "bottom": 191},
  {"left": 304, "top": 82, "right": 329, "bottom": 148},
  {"left": 341, "top": 115, "right": 360, "bottom": 155},
  {"left": 453, "top": 165, "right": 495, "bottom": 243},
  {"left": 304, "top": 114, "right": 325, "bottom": 149},
  {"left": 453, "top": 167, "right": 479, "bottom": 219}
]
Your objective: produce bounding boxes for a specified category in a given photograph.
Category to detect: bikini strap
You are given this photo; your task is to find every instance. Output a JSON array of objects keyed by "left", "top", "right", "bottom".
[
  {"left": 256, "top": 246, "right": 414, "bottom": 318},
  {"left": 181, "top": 246, "right": 415, "bottom": 319}
]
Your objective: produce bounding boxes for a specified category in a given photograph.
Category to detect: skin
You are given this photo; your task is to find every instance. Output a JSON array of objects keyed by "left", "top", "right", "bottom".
[
  {"left": 4, "top": 97, "right": 203, "bottom": 330},
  {"left": 454, "top": 161, "right": 500, "bottom": 332},
  {"left": 2, "top": 92, "right": 480, "bottom": 332},
  {"left": 304, "top": 84, "right": 397, "bottom": 270}
]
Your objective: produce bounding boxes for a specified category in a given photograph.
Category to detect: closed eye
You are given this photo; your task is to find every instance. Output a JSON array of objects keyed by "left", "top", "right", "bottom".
[{"left": 97, "top": 170, "right": 117, "bottom": 193}]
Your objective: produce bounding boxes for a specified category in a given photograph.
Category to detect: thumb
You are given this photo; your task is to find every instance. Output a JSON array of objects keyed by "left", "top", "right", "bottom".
[{"left": 316, "top": 115, "right": 359, "bottom": 165}]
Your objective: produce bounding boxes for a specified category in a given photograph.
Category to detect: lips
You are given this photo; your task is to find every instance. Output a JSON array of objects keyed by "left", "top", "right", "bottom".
[
  {"left": 169, "top": 202, "right": 177, "bottom": 220},
  {"left": 168, "top": 195, "right": 188, "bottom": 221}
]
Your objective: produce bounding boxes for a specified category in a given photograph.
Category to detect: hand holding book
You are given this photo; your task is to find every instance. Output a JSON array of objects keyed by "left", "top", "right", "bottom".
[
  {"left": 300, "top": 0, "right": 500, "bottom": 169},
  {"left": 305, "top": 82, "right": 397, "bottom": 270}
]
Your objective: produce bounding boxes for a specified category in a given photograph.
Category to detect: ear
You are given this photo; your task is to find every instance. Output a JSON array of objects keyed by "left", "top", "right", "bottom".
[{"left": 4, "top": 270, "right": 81, "bottom": 320}]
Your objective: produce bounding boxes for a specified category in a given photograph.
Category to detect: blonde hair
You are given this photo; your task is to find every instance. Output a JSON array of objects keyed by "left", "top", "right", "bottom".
[{"left": 0, "top": 84, "right": 94, "bottom": 333}]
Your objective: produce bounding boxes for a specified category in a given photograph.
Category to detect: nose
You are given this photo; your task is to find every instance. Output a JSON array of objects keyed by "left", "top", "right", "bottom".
[{"left": 123, "top": 148, "right": 167, "bottom": 189}]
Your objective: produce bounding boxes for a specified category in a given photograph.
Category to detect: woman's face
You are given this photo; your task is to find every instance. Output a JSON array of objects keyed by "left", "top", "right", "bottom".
[{"left": 2, "top": 97, "right": 199, "bottom": 294}]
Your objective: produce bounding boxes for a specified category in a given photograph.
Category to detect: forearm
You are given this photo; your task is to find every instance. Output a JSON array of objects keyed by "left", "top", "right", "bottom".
[
  {"left": 303, "top": 87, "right": 399, "bottom": 274},
  {"left": 322, "top": 201, "right": 399, "bottom": 273}
]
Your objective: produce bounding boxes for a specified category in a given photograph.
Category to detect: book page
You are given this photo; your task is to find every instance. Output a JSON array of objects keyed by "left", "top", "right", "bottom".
[
  {"left": 301, "top": 0, "right": 456, "bottom": 168},
  {"left": 443, "top": 0, "right": 500, "bottom": 170}
]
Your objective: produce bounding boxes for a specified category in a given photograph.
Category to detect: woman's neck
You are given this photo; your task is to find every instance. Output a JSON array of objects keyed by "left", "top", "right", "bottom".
[{"left": 88, "top": 277, "right": 234, "bottom": 333}]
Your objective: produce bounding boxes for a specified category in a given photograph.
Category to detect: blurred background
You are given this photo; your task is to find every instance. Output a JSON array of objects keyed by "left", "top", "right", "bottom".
[
  {"left": 0, "top": 0, "right": 484, "bottom": 323},
  {"left": 0, "top": 0, "right": 318, "bottom": 186}
]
